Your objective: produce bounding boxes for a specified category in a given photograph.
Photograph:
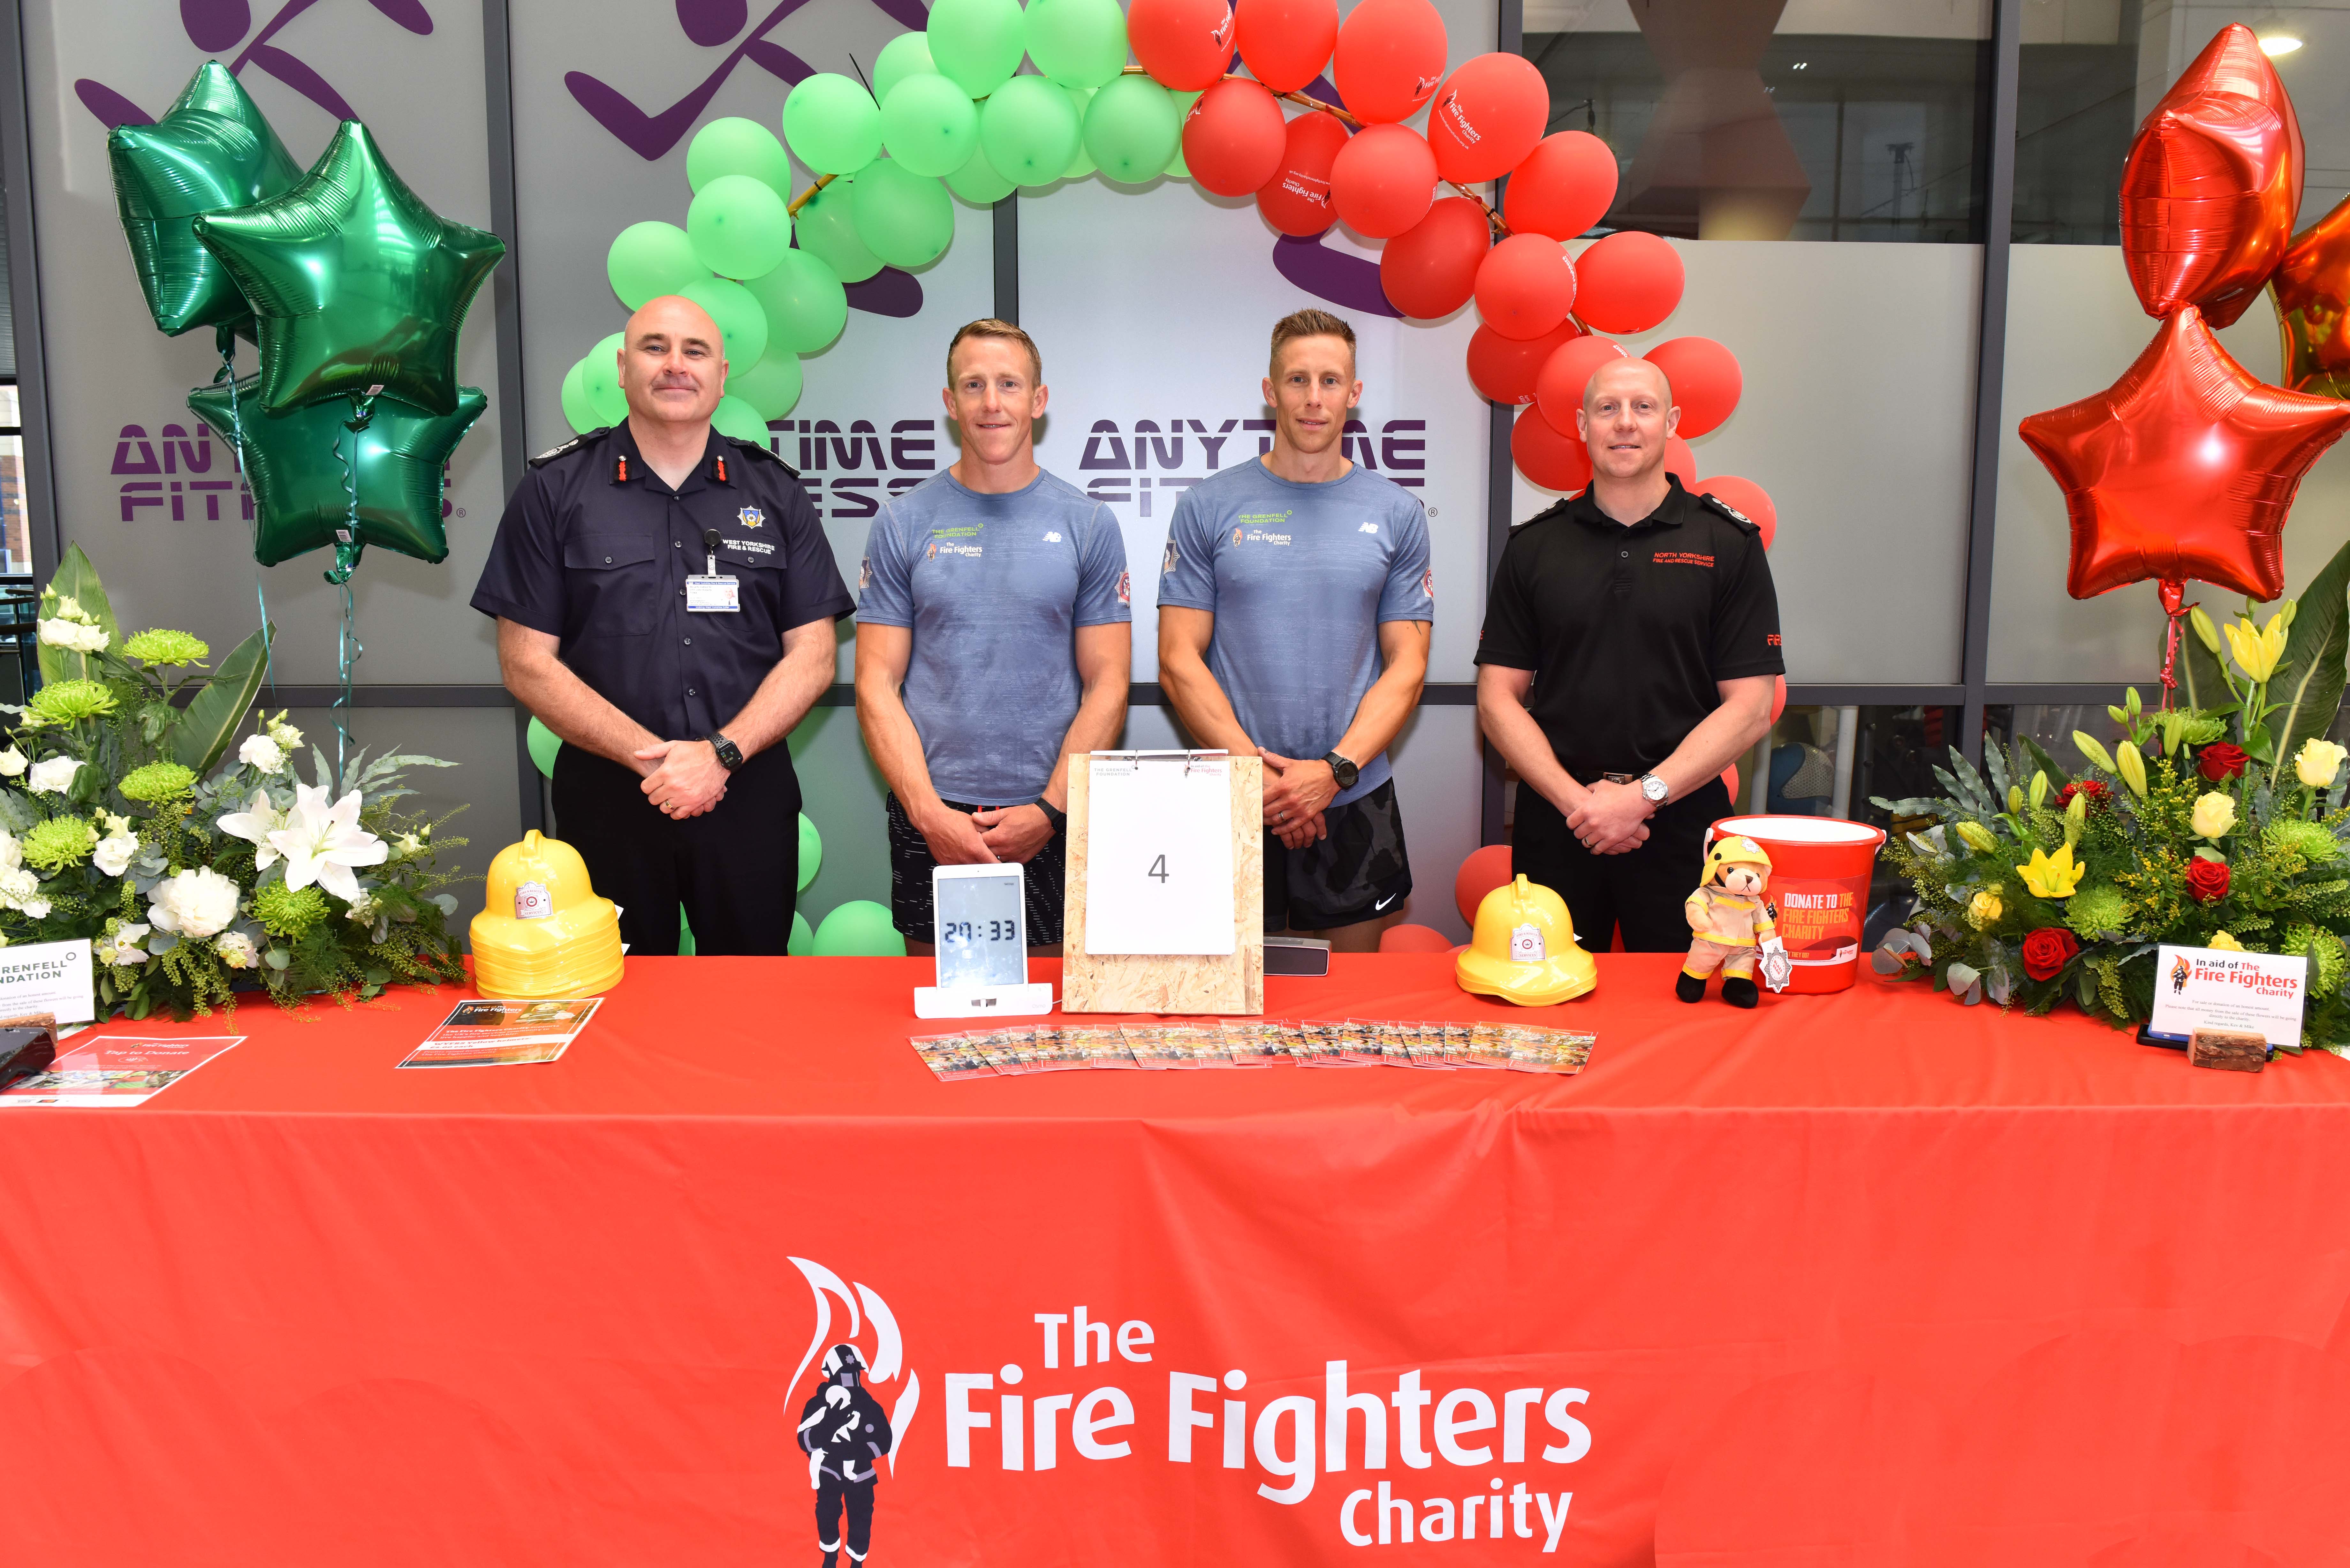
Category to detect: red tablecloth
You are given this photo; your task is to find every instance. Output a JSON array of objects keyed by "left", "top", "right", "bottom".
[{"left": 2, "top": 954, "right": 2346, "bottom": 1566}]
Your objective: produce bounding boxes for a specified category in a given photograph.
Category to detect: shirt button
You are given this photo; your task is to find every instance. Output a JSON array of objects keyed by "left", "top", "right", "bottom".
[
  {"left": 683, "top": 637, "right": 692, "bottom": 645},
  {"left": 1620, "top": 549, "right": 1628, "bottom": 558},
  {"left": 604, "top": 554, "right": 613, "bottom": 563},
  {"left": 687, "top": 688, "right": 696, "bottom": 696},
  {"left": 673, "top": 540, "right": 681, "bottom": 548}
]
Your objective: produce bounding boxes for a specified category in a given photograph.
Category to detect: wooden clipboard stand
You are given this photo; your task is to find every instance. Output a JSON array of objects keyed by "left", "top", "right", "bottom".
[{"left": 1061, "top": 752, "right": 1264, "bottom": 1015}]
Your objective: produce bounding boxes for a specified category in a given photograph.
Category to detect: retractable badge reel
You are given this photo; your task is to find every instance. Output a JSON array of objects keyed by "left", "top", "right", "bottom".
[{"left": 686, "top": 527, "right": 739, "bottom": 613}]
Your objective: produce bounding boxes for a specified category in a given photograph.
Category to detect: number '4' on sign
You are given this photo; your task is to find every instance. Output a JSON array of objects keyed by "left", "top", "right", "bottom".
[{"left": 1082, "top": 757, "right": 1236, "bottom": 956}]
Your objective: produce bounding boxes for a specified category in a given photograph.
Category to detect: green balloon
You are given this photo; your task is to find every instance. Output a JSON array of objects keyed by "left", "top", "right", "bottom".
[
  {"left": 926, "top": 0, "right": 1024, "bottom": 96},
  {"left": 527, "top": 716, "right": 561, "bottom": 778},
  {"left": 794, "top": 177, "right": 884, "bottom": 283},
  {"left": 782, "top": 74, "right": 883, "bottom": 175},
  {"left": 799, "top": 812, "right": 823, "bottom": 891},
  {"left": 1026, "top": 0, "right": 1128, "bottom": 88},
  {"left": 742, "top": 249, "right": 847, "bottom": 354},
  {"left": 979, "top": 77, "right": 1083, "bottom": 189},
  {"left": 686, "top": 116, "right": 792, "bottom": 197},
  {"left": 873, "top": 33, "right": 940, "bottom": 106},
  {"left": 107, "top": 60, "right": 303, "bottom": 337},
  {"left": 946, "top": 143, "right": 1017, "bottom": 206},
  {"left": 679, "top": 907, "right": 696, "bottom": 957},
  {"left": 813, "top": 900, "right": 907, "bottom": 957},
  {"left": 1165, "top": 92, "right": 1200, "bottom": 177},
  {"left": 851, "top": 160, "right": 955, "bottom": 270},
  {"left": 187, "top": 378, "right": 485, "bottom": 580},
  {"left": 1063, "top": 87, "right": 1098, "bottom": 178},
  {"left": 607, "top": 220, "right": 707, "bottom": 309},
  {"left": 560, "top": 359, "right": 599, "bottom": 433},
  {"left": 881, "top": 73, "right": 981, "bottom": 180},
  {"left": 711, "top": 394, "right": 771, "bottom": 446},
  {"left": 688, "top": 173, "right": 792, "bottom": 280},
  {"left": 727, "top": 351, "right": 804, "bottom": 420},
  {"left": 680, "top": 276, "right": 769, "bottom": 367},
  {"left": 194, "top": 121, "right": 504, "bottom": 416},
  {"left": 582, "top": 331, "right": 628, "bottom": 426},
  {"left": 789, "top": 911, "right": 814, "bottom": 956},
  {"left": 1085, "top": 76, "right": 1181, "bottom": 185}
]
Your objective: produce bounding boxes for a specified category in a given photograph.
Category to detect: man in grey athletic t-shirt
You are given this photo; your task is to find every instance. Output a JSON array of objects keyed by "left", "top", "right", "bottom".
[
  {"left": 1158, "top": 309, "right": 1433, "bottom": 950},
  {"left": 855, "top": 320, "right": 1131, "bottom": 950}
]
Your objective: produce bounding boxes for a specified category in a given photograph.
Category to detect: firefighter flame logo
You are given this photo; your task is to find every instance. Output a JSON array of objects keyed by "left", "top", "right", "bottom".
[
  {"left": 790, "top": 1258, "right": 919, "bottom": 1567},
  {"left": 2171, "top": 952, "right": 2193, "bottom": 995}
]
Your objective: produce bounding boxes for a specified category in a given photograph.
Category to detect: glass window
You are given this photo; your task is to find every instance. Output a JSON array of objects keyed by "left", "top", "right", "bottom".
[
  {"left": 2016, "top": 3, "right": 2346, "bottom": 242},
  {"left": 0, "top": 383, "right": 24, "bottom": 580},
  {"left": 1519, "top": 0, "right": 1992, "bottom": 241}
]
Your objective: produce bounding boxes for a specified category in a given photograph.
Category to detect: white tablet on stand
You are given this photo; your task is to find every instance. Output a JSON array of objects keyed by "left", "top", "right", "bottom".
[{"left": 912, "top": 863, "right": 1055, "bottom": 1019}]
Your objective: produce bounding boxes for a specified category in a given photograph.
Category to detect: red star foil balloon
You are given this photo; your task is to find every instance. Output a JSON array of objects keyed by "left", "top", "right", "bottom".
[
  {"left": 2019, "top": 305, "right": 2350, "bottom": 602},
  {"left": 2273, "top": 193, "right": 2350, "bottom": 400},
  {"left": 2120, "top": 22, "right": 2303, "bottom": 329}
]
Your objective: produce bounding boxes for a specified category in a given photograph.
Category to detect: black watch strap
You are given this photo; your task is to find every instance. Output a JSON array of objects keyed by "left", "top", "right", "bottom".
[
  {"left": 1037, "top": 799, "right": 1067, "bottom": 834},
  {"left": 708, "top": 731, "right": 744, "bottom": 771},
  {"left": 1323, "top": 750, "right": 1359, "bottom": 789}
]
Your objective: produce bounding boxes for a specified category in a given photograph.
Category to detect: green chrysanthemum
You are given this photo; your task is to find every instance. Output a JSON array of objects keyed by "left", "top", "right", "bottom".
[
  {"left": 252, "top": 880, "right": 329, "bottom": 938},
  {"left": 20, "top": 815, "right": 96, "bottom": 873},
  {"left": 118, "top": 761, "right": 196, "bottom": 803},
  {"left": 2065, "top": 883, "right": 2130, "bottom": 940},
  {"left": 2278, "top": 923, "right": 2347, "bottom": 995},
  {"left": 2264, "top": 818, "right": 2339, "bottom": 864},
  {"left": 120, "top": 628, "right": 209, "bottom": 667},
  {"left": 25, "top": 679, "right": 116, "bottom": 726}
]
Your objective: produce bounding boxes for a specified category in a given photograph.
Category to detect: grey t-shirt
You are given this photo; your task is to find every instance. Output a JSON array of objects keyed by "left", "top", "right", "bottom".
[
  {"left": 858, "top": 469, "right": 1131, "bottom": 805},
  {"left": 1157, "top": 459, "right": 1433, "bottom": 807}
]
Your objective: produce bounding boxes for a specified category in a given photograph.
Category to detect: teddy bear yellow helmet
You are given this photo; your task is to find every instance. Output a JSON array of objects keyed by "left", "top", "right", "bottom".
[
  {"left": 469, "top": 830, "right": 625, "bottom": 999},
  {"left": 1703, "top": 836, "right": 1775, "bottom": 885},
  {"left": 1455, "top": 874, "right": 1598, "bottom": 1006}
]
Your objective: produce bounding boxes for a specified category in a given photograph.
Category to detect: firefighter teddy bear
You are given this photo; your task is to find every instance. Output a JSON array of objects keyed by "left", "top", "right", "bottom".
[{"left": 1679, "top": 836, "right": 1793, "bottom": 1008}]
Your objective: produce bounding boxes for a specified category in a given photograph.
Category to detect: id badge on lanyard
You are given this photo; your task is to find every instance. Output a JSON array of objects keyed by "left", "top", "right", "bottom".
[{"left": 687, "top": 527, "right": 739, "bottom": 612}]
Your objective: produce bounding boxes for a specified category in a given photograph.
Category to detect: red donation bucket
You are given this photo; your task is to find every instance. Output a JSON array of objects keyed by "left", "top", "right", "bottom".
[{"left": 1706, "top": 814, "right": 1887, "bottom": 994}]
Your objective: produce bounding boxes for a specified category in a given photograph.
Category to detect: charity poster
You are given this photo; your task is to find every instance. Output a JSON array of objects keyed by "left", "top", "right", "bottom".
[
  {"left": 397, "top": 997, "right": 602, "bottom": 1069},
  {"left": 0, "top": 1033, "right": 242, "bottom": 1108}
]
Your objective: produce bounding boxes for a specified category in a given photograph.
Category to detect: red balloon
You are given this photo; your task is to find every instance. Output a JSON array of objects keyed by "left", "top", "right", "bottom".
[
  {"left": 1330, "top": 123, "right": 1438, "bottom": 238},
  {"left": 1770, "top": 674, "right": 1787, "bottom": 723},
  {"left": 1182, "top": 79, "right": 1287, "bottom": 198},
  {"left": 1332, "top": 0, "right": 1447, "bottom": 124},
  {"left": 1473, "top": 233, "right": 1576, "bottom": 340},
  {"left": 1234, "top": 0, "right": 1338, "bottom": 92},
  {"left": 1512, "top": 404, "right": 1592, "bottom": 493},
  {"left": 1573, "top": 230, "right": 1684, "bottom": 334},
  {"left": 2120, "top": 23, "right": 2303, "bottom": 329},
  {"left": 1452, "top": 842, "right": 1511, "bottom": 926},
  {"left": 1382, "top": 197, "right": 1491, "bottom": 319},
  {"left": 2274, "top": 193, "right": 2350, "bottom": 399},
  {"left": 1643, "top": 337, "right": 1742, "bottom": 438},
  {"left": 1130, "top": 0, "right": 1237, "bottom": 91},
  {"left": 1255, "top": 109, "right": 1350, "bottom": 237},
  {"left": 2019, "top": 305, "right": 2350, "bottom": 601},
  {"left": 1426, "top": 53, "right": 1547, "bottom": 183},
  {"left": 1502, "top": 132, "right": 1618, "bottom": 241},
  {"left": 1664, "top": 435, "right": 1697, "bottom": 486},
  {"left": 1464, "top": 319, "right": 1579, "bottom": 405},
  {"left": 1531, "top": 332, "right": 1626, "bottom": 432},
  {"left": 1721, "top": 762, "right": 1740, "bottom": 801},
  {"left": 1692, "top": 475, "right": 1776, "bottom": 549}
]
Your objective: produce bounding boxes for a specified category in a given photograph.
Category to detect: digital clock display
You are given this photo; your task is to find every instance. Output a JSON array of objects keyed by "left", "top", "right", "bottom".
[{"left": 934, "top": 873, "right": 1025, "bottom": 988}]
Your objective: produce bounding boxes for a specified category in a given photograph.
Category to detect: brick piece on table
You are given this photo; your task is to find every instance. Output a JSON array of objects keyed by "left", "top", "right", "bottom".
[{"left": 2188, "top": 1027, "right": 2270, "bottom": 1073}]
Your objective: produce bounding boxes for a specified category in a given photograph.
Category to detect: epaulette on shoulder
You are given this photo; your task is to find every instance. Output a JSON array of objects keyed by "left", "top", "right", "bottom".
[
  {"left": 1510, "top": 499, "right": 1572, "bottom": 532},
  {"left": 527, "top": 430, "right": 603, "bottom": 468},
  {"left": 1697, "top": 490, "right": 1762, "bottom": 534},
  {"left": 724, "top": 433, "right": 800, "bottom": 479}
]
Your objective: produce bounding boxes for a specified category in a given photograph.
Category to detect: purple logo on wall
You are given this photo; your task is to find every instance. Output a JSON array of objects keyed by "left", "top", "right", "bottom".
[{"left": 75, "top": 0, "right": 436, "bottom": 128}]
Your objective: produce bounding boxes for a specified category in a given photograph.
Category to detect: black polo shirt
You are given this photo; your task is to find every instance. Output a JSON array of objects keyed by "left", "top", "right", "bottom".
[
  {"left": 1475, "top": 474, "right": 1783, "bottom": 781},
  {"left": 472, "top": 422, "right": 853, "bottom": 741}
]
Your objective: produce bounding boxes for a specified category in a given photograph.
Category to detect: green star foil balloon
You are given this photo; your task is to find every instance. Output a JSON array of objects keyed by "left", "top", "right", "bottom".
[
  {"left": 188, "top": 374, "right": 487, "bottom": 582},
  {"left": 106, "top": 60, "right": 303, "bottom": 337},
  {"left": 193, "top": 121, "right": 506, "bottom": 417}
]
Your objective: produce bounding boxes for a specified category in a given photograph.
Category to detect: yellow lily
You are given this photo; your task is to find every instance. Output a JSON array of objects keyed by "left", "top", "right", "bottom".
[
  {"left": 2223, "top": 610, "right": 2287, "bottom": 683},
  {"left": 2116, "top": 741, "right": 2149, "bottom": 799},
  {"left": 2016, "top": 843, "right": 2085, "bottom": 899},
  {"left": 1953, "top": 820, "right": 1999, "bottom": 853}
]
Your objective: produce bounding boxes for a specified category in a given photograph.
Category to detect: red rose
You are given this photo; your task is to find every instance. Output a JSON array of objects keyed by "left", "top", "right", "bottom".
[
  {"left": 2198, "top": 743, "right": 2248, "bottom": 780},
  {"left": 2020, "top": 927, "right": 2081, "bottom": 980},
  {"left": 2054, "top": 779, "right": 2112, "bottom": 809},
  {"left": 2185, "top": 857, "right": 2231, "bottom": 903}
]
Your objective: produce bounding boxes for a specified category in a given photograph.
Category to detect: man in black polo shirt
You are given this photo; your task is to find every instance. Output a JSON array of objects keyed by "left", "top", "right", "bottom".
[
  {"left": 1474, "top": 357, "right": 1782, "bottom": 970},
  {"left": 472, "top": 294, "right": 853, "bottom": 955}
]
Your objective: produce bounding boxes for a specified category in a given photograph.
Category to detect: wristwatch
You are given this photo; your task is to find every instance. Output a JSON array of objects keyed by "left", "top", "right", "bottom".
[
  {"left": 1323, "top": 751, "right": 1360, "bottom": 790},
  {"left": 1637, "top": 771, "right": 1669, "bottom": 805},
  {"left": 1037, "top": 799, "right": 1067, "bottom": 834},
  {"left": 707, "top": 731, "right": 744, "bottom": 771}
]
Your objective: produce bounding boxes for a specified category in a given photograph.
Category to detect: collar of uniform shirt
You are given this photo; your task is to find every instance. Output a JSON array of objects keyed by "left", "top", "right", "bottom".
[{"left": 608, "top": 419, "right": 732, "bottom": 496}]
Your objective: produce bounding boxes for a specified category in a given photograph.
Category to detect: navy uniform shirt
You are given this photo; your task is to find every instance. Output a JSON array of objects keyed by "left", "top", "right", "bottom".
[
  {"left": 472, "top": 422, "right": 854, "bottom": 742},
  {"left": 1474, "top": 474, "right": 1783, "bottom": 780}
]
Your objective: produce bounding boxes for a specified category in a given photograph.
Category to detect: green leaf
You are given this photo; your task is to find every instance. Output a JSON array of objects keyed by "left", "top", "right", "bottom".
[
  {"left": 2265, "top": 548, "right": 2350, "bottom": 777},
  {"left": 2177, "top": 613, "right": 2233, "bottom": 711},
  {"left": 34, "top": 544, "right": 121, "bottom": 687},
  {"left": 2020, "top": 736, "right": 2072, "bottom": 790},
  {"left": 168, "top": 625, "right": 274, "bottom": 780}
]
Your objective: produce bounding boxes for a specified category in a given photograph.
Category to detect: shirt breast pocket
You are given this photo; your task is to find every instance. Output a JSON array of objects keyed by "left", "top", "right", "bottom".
[{"left": 561, "top": 535, "right": 662, "bottom": 638}]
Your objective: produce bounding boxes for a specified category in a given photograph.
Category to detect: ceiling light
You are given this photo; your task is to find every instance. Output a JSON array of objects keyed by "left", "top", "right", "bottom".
[
  {"left": 2258, "top": 33, "right": 2302, "bottom": 55},
  {"left": 1791, "top": 60, "right": 1808, "bottom": 69}
]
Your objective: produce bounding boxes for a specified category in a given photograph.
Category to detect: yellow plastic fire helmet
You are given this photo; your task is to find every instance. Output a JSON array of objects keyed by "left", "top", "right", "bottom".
[
  {"left": 1455, "top": 874, "right": 1598, "bottom": 1006},
  {"left": 469, "top": 830, "right": 624, "bottom": 999}
]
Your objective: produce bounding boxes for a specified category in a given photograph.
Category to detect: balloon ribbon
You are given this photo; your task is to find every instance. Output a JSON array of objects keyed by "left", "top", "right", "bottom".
[
  {"left": 327, "top": 390, "right": 380, "bottom": 781},
  {"left": 213, "top": 325, "right": 275, "bottom": 694},
  {"left": 2158, "top": 578, "right": 2189, "bottom": 709}
]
